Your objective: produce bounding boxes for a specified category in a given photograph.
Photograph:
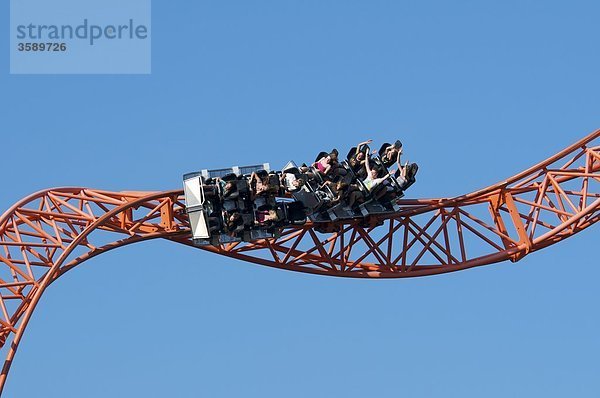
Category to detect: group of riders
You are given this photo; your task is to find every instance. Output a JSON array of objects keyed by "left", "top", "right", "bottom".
[
  {"left": 194, "top": 138, "right": 418, "bottom": 243},
  {"left": 288, "top": 139, "right": 418, "bottom": 212}
]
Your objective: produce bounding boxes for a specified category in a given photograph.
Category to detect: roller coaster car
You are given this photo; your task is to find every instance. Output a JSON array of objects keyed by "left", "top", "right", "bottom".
[
  {"left": 336, "top": 158, "right": 398, "bottom": 216},
  {"left": 313, "top": 154, "right": 406, "bottom": 214},
  {"left": 183, "top": 144, "right": 417, "bottom": 246},
  {"left": 184, "top": 164, "right": 308, "bottom": 246}
]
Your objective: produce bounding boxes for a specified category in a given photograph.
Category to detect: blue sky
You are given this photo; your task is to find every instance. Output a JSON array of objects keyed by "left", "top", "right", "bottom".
[{"left": 2, "top": 1, "right": 600, "bottom": 397}]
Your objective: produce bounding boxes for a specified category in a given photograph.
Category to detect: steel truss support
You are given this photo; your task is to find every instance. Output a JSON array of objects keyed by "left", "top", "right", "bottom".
[{"left": 0, "top": 130, "right": 599, "bottom": 394}]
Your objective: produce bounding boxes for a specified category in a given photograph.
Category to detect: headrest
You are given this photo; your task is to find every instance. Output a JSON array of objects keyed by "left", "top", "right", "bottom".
[
  {"left": 282, "top": 160, "right": 300, "bottom": 174},
  {"left": 221, "top": 173, "right": 237, "bottom": 182},
  {"left": 314, "top": 151, "right": 329, "bottom": 162},
  {"left": 346, "top": 147, "right": 357, "bottom": 160},
  {"left": 378, "top": 142, "right": 391, "bottom": 155}
]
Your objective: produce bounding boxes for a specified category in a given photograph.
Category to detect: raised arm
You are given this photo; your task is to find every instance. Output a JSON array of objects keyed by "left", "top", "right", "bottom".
[
  {"left": 357, "top": 139, "right": 373, "bottom": 153},
  {"left": 395, "top": 150, "right": 403, "bottom": 168},
  {"left": 364, "top": 155, "right": 372, "bottom": 176},
  {"left": 374, "top": 170, "right": 394, "bottom": 186}
]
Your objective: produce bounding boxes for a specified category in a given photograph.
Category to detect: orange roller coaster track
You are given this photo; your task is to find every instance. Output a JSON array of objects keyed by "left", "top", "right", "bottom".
[{"left": 1, "top": 130, "right": 600, "bottom": 393}]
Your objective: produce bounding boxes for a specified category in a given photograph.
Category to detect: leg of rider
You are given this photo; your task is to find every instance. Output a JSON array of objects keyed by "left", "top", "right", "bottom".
[{"left": 348, "top": 191, "right": 358, "bottom": 208}]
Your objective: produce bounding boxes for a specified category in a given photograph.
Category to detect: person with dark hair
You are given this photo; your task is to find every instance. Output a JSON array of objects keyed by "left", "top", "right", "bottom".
[
  {"left": 249, "top": 171, "right": 271, "bottom": 199},
  {"left": 328, "top": 152, "right": 348, "bottom": 180},
  {"left": 321, "top": 180, "right": 364, "bottom": 210},
  {"left": 363, "top": 155, "right": 395, "bottom": 200},
  {"left": 224, "top": 211, "right": 244, "bottom": 236},
  {"left": 349, "top": 139, "right": 372, "bottom": 175},
  {"left": 313, "top": 152, "right": 337, "bottom": 178},
  {"left": 380, "top": 140, "right": 403, "bottom": 168},
  {"left": 321, "top": 180, "right": 347, "bottom": 206},
  {"left": 222, "top": 181, "right": 237, "bottom": 199},
  {"left": 364, "top": 156, "right": 390, "bottom": 190}
]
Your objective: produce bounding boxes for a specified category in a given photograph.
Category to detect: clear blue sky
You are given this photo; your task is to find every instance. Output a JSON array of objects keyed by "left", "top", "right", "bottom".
[{"left": 2, "top": 1, "right": 600, "bottom": 397}]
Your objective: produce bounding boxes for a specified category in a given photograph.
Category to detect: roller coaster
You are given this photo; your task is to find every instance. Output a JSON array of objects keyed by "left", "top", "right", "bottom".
[{"left": 0, "top": 130, "right": 599, "bottom": 394}]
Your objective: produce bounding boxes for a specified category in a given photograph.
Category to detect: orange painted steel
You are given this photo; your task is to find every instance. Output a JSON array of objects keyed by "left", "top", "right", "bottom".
[{"left": 1, "top": 130, "right": 600, "bottom": 393}]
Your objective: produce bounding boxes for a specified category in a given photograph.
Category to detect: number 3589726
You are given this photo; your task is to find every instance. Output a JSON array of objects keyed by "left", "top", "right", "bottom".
[{"left": 17, "top": 43, "right": 67, "bottom": 51}]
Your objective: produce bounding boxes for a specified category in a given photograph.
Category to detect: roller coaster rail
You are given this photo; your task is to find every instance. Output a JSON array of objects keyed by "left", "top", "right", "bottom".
[{"left": 0, "top": 129, "right": 599, "bottom": 394}]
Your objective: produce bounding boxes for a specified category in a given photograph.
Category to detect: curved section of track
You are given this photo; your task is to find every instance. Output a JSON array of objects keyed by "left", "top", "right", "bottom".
[{"left": 0, "top": 130, "right": 599, "bottom": 394}]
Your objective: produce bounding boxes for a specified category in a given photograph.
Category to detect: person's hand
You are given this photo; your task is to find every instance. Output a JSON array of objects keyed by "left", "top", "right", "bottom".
[
  {"left": 366, "top": 139, "right": 373, "bottom": 144},
  {"left": 372, "top": 148, "right": 378, "bottom": 154}
]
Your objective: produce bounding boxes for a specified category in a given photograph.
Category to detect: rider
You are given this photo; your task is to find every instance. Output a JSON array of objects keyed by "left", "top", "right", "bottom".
[
  {"left": 313, "top": 152, "right": 338, "bottom": 179},
  {"left": 255, "top": 209, "right": 280, "bottom": 225},
  {"left": 249, "top": 171, "right": 272, "bottom": 199},
  {"left": 379, "top": 140, "right": 402, "bottom": 168},
  {"left": 363, "top": 156, "right": 394, "bottom": 200},
  {"left": 349, "top": 139, "right": 372, "bottom": 177}
]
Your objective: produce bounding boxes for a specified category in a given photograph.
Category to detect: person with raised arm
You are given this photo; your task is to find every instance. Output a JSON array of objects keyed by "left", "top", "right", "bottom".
[
  {"left": 363, "top": 154, "right": 393, "bottom": 193},
  {"left": 379, "top": 140, "right": 403, "bottom": 168},
  {"left": 394, "top": 149, "right": 409, "bottom": 187},
  {"left": 348, "top": 139, "right": 372, "bottom": 174}
]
